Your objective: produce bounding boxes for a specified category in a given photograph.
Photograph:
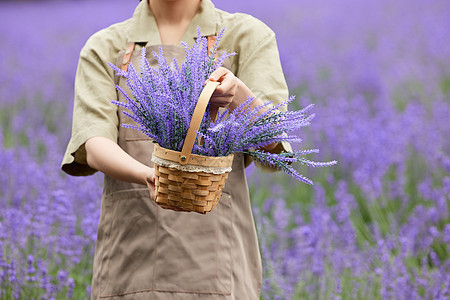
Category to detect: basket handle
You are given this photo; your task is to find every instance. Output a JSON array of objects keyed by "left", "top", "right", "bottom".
[{"left": 179, "top": 80, "right": 220, "bottom": 165}]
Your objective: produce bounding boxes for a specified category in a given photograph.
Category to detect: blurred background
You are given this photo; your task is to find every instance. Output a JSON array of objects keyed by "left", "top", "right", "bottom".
[{"left": 0, "top": 0, "right": 449, "bottom": 299}]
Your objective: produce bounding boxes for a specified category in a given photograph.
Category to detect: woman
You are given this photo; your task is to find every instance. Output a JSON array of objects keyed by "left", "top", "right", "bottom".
[{"left": 62, "top": 0, "right": 291, "bottom": 299}]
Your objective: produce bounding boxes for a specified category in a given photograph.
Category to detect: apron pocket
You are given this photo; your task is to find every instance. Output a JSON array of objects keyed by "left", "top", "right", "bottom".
[
  {"left": 153, "top": 191, "right": 233, "bottom": 295},
  {"left": 99, "top": 189, "right": 158, "bottom": 298},
  {"left": 99, "top": 189, "right": 233, "bottom": 298}
]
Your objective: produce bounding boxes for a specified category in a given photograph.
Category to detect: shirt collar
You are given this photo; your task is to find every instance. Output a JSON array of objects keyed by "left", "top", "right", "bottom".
[{"left": 128, "top": 0, "right": 217, "bottom": 45}]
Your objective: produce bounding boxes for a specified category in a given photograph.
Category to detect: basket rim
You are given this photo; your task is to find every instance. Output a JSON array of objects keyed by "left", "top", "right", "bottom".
[{"left": 153, "top": 143, "right": 234, "bottom": 168}]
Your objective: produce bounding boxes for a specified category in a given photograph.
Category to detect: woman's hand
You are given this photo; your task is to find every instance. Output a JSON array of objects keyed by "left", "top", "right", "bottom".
[
  {"left": 145, "top": 169, "right": 156, "bottom": 200},
  {"left": 206, "top": 68, "right": 279, "bottom": 152},
  {"left": 207, "top": 67, "right": 238, "bottom": 109}
]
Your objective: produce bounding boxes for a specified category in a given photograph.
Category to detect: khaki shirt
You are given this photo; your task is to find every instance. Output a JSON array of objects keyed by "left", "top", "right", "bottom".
[{"left": 61, "top": 0, "right": 291, "bottom": 176}]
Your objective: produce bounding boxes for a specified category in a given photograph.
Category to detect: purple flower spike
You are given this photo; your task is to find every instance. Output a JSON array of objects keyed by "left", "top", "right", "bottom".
[{"left": 112, "top": 28, "right": 336, "bottom": 183}]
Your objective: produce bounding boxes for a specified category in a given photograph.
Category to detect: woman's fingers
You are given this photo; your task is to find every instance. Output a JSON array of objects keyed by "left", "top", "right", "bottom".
[
  {"left": 209, "top": 67, "right": 229, "bottom": 82},
  {"left": 145, "top": 168, "right": 156, "bottom": 200},
  {"left": 208, "top": 67, "right": 237, "bottom": 107},
  {"left": 215, "top": 73, "right": 235, "bottom": 94}
]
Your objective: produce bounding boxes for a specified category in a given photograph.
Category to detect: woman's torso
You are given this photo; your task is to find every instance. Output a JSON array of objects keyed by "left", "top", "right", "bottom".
[{"left": 90, "top": 43, "right": 262, "bottom": 300}]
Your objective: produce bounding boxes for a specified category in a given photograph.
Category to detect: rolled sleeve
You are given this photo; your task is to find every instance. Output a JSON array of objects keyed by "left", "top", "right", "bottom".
[
  {"left": 237, "top": 30, "right": 292, "bottom": 172},
  {"left": 61, "top": 44, "right": 119, "bottom": 176}
]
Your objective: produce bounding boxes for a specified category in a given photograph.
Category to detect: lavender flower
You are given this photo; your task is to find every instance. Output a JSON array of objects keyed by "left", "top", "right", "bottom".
[
  {"left": 110, "top": 28, "right": 234, "bottom": 151},
  {"left": 112, "top": 28, "right": 336, "bottom": 183},
  {"left": 0, "top": 0, "right": 448, "bottom": 298}
]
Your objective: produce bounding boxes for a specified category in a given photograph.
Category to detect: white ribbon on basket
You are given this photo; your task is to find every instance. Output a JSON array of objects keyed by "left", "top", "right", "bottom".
[{"left": 151, "top": 155, "right": 232, "bottom": 175}]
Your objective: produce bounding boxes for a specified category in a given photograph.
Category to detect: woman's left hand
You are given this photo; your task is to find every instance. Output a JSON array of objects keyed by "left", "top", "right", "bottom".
[
  {"left": 207, "top": 67, "right": 279, "bottom": 152},
  {"left": 207, "top": 67, "right": 238, "bottom": 109}
]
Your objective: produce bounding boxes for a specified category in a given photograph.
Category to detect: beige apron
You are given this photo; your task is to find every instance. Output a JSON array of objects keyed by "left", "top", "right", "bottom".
[{"left": 90, "top": 44, "right": 262, "bottom": 299}]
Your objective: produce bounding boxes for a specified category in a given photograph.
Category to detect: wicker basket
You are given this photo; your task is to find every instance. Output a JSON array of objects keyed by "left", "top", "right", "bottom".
[{"left": 151, "top": 81, "right": 234, "bottom": 214}]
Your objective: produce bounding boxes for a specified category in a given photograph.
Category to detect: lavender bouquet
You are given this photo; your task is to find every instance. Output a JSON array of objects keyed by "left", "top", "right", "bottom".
[{"left": 111, "top": 29, "right": 336, "bottom": 185}]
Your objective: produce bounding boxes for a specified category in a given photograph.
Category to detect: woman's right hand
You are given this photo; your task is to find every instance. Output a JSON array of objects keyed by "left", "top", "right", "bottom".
[{"left": 145, "top": 168, "right": 156, "bottom": 200}]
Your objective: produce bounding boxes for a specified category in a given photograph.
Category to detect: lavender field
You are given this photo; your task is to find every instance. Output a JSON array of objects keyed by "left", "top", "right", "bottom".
[{"left": 1, "top": 0, "right": 449, "bottom": 299}]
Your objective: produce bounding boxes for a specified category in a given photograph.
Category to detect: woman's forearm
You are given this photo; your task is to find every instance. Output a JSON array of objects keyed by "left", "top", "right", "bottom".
[{"left": 85, "top": 136, "right": 154, "bottom": 186}]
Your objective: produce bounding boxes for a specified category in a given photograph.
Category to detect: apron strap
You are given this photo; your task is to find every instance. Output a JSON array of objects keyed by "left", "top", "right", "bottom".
[
  {"left": 207, "top": 35, "right": 219, "bottom": 59},
  {"left": 206, "top": 35, "right": 220, "bottom": 122},
  {"left": 121, "top": 42, "right": 136, "bottom": 72}
]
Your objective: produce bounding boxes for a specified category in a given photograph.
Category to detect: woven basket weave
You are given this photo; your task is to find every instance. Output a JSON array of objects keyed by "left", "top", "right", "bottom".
[{"left": 151, "top": 81, "right": 234, "bottom": 214}]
